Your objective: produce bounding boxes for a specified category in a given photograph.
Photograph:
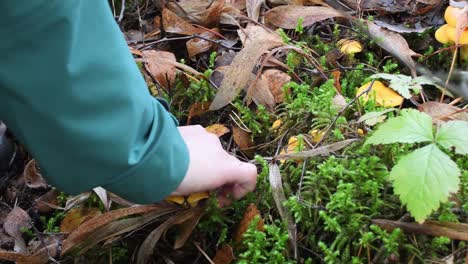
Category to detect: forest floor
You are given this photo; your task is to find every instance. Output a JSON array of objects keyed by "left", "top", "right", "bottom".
[{"left": 0, "top": 0, "right": 468, "bottom": 263}]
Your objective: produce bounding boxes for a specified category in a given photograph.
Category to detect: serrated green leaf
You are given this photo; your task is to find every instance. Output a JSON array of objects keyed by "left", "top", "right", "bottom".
[
  {"left": 435, "top": 121, "right": 468, "bottom": 154},
  {"left": 366, "top": 109, "right": 433, "bottom": 145},
  {"left": 370, "top": 73, "right": 412, "bottom": 98},
  {"left": 389, "top": 144, "right": 460, "bottom": 222}
]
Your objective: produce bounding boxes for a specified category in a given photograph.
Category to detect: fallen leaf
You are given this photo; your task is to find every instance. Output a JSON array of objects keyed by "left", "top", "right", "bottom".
[
  {"left": 93, "top": 187, "right": 111, "bottom": 211},
  {"left": 332, "top": 94, "right": 347, "bottom": 110},
  {"left": 276, "top": 138, "right": 359, "bottom": 160},
  {"left": 167, "top": 0, "right": 225, "bottom": 27},
  {"left": 265, "top": 5, "right": 344, "bottom": 29},
  {"left": 188, "top": 102, "right": 212, "bottom": 124},
  {"left": 268, "top": 163, "right": 297, "bottom": 257},
  {"left": 247, "top": 0, "right": 265, "bottom": 21},
  {"left": 250, "top": 74, "right": 276, "bottom": 111},
  {"left": 237, "top": 24, "right": 282, "bottom": 46},
  {"left": 23, "top": 159, "right": 47, "bottom": 189},
  {"left": 365, "top": 21, "right": 419, "bottom": 76},
  {"left": 358, "top": 108, "right": 397, "bottom": 126},
  {"left": 142, "top": 50, "right": 177, "bottom": 92},
  {"left": 262, "top": 69, "right": 291, "bottom": 103},
  {"left": 206, "top": 124, "right": 230, "bottom": 137},
  {"left": 162, "top": 8, "right": 202, "bottom": 35},
  {"left": 174, "top": 207, "right": 205, "bottom": 249},
  {"left": 234, "top": 204, "right": 264, "bottom": 242},
  {"left": 357, "top": 81, "right": 404, "bottom": 107},
  {"left": 60, "top": 207, "right": 101, "bottom": 233},
  {"left": 4, "top": 207, "right": 31, "bottom": 239},
  {"left": 418, "top": 101, "right": 468, "bottom": 124},
  {"left": 232, "top": 126, "right": 255, "bottom": 155},
  {"left": 210, "top": 39, "right": 283, "bottom": 110},
  {"left": 35, "top": 189, "right": 60, "bottom": 214},
  {"left": 212, "top": 244, "right": 235, "bottom": 264},
  {"left": 186, "top": 29, "right": 219, "bottom": 58}
]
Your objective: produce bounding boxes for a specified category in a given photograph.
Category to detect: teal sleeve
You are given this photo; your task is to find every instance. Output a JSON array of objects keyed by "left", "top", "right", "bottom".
[{"left": 0, "top": 1, "right": 189, "bottom": 204}]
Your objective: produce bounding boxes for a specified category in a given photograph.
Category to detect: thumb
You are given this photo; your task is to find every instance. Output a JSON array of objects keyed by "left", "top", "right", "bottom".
[{"left": 223, "top": 161, "right": 258, "bottom": 199}]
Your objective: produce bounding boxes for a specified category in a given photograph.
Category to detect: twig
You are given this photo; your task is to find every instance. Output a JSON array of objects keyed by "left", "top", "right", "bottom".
[
  {"left": 117, "top": 0, "right": 126, "bottom": 23},
  {"left": 193, "top": 242, "right": 215, "bottom": 264}
]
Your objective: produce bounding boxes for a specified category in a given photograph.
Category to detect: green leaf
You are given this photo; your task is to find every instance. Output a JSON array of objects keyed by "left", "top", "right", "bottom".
[
  {"left": 435, "top": 121, "right": 468, "bottom": 154},
  {"left": 357, "top": 108, "right": 396, "bottom": 126},
  {"left": 366, "top": 109, "right": 433, "bottom": 145},
  {"left": 389, "top": 144, "right": 460, "bottom": 222},
  {"left": 370, "top": 74, "right": 437, "bottom": 99}
]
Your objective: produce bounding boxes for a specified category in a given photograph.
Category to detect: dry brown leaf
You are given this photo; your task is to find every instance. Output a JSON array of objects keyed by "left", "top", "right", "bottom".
[
  {"left": 262, "top": 69, "right": 291, "bottom": 103},
  {"left": 237, "top": 24, "right": 282, "bottom": 47},
  {"left": 186, "top": 29, "right": 219, "bottom": 57},
  {"left": 276, "top": 138, "right": 359, "bottom": 160},
  {"left": 251, "top": 74, "right": 276, "bottom": 111},
  {"left": 366, "top": 21, "right": 418, "bottom": 76},
  {"left": 4, "top": 207, "right": 31, "bottom": 239},
  {"left": 167, "top": 0, "right": 225, "bottom": 26},
  {"left": 232, "top": 126, "right": 255, "bottom": 155},
  {"left": 210, "top": 39, "right": 283, "bottom": 110},
  {"left": 212, "top": 244, "right": 235, "bottom": 264},
  {"left": 247, "top": 0, "right": 265, "bottom": 21},
  {"left": 234, "top": 204, "right": 264, "bottom": 242},
  {"left": 62, "top": 204, "right": 168, "bottom": 253},
  {"left": 137, "top": 208, "right": 201, "bottom": 263},
  {"left": 206, "top": 124, "right": 231, "bottom": 137},
  {"left": 64, "top": 192, "right": 91, "bottom": 211},
  {"left": 174, "top": 208, "right": 205, "bottom": 249},
  {"left": 60, "top": 207, "right": 101, "bottom": 233},
  {"left": 23, "top": 159, "right": 47, "bottom": 189},
  {"left": 163, "top": 8, "right": 202, "bottom": 35},
  {"left": 265, "top": 5, "right": 344, "bottom": 29},
  {"left": 142, "top": 50, "right": 177, "bottom": 92},
  {"left": 418, "top": 101, "right": 468, "bottom": 124},
  {"left": 93, "top": 187, "right": 111, "bottom": 211},
  {"left": 331, "top": 70, "right": 342, "bottom": 94},
  {"left": 35, "top": 189, "right": 60, "bottom": 214},
  {"left": 188, "top": 102, "right": 212, "bottom": 124}
]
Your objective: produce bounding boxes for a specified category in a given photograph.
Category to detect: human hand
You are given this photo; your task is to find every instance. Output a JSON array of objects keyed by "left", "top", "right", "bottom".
[{"left": 172, "top": 125, "right": 257, "bottom": 200}]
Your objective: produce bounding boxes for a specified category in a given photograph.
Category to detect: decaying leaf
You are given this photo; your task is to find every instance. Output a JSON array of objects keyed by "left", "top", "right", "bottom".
[
  {"left": 142, "top": 50, "right": 177, "bottom": 92},
  {"left": 23, "top": 159, "right": 47, "bottom": 189},
  {"left": 238, "top": 24, "right": 283, "bottom": 47},
  {"left": 35, "top": 189, "right": 60, "bottom": 214},
  {"left": 247, "top": 0, "right": 265, "bottom": 21},
  {"left": 64, "top": 192, "right": 92, "bottom": 211},
  {"left": 60, "top": 207, "right": 101, "bottom": 233},
  {"left": 163, "top": 8, "right": 203, "bottom": 35},
  {"left": 232, "top": 126, "right": 255, "bottom": 155},
  {"left": 234, "top": 203, "right": 264, "bottom": 242},
  {"left": 174, "top": 207, "right": 205, "bottom": 249},
  {"left": 262, "top": 69, "right": 291, "bottom": 103},
  {"left": 93, "top": 187, "right": 111, "bottom": 211},
  {"left": 137, "top": 208, "right": 202, "bottom": 263},
  {"left": 206, "top": 124, "right": 231, "bottom": 137},
  {"left": 365, "top": 21, "right": 419, "bottom": 76},
  {"left": 4, "top": 207, "right": 31, "bottom": 254},
  {"left": 212, "top": 244, "right": 235, "bottom": 264},
  {"left": 250, "top": 74, "right": 276, "bottom": 111},
  {"left": 186, "top": 29, "right": 219, "bottom": 57},
  {"left": 167, "top": 0, "right": 225, "bottom": 26},
  {"left": 419, "top": 101, "right": 468, "bottom": 124},
  {"left": 265, "top": 5, "right": 344, "bottom": 29},
  {"left": 210, "top": 36, "right": 283, "bottom": 110}
]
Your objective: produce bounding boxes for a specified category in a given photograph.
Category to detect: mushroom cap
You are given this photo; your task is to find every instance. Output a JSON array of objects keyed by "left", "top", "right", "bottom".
[
  {"left": 445, "top": 26, "right": 468, "bottom": 44},
  {"left": 444, "top": 6, "right": 464, "bottom": 27},
  {"left": 337, "top": 39, "right": 363, "bottom": 55},
  {"left": 356, "top": 81, "right": 404, "bottom": 107},
  {"left": 435, "top": 24, "right": 451, "bottom": 44}
]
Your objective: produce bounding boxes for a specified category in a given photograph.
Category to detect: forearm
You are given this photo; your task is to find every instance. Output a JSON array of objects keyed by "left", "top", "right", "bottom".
[{"left": 0, "top": 0, "right": 189, "bottom": 203}]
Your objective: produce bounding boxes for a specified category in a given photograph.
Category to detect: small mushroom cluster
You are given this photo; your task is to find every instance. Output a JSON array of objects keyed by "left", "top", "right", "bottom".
[{"left": 434, "top": 5, "right": 468, "bottom": 61}]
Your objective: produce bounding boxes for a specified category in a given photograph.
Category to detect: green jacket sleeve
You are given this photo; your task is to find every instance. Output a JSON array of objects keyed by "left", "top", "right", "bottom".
[{"left": 0, "top": 1, "right": 189, "bottom": 204}]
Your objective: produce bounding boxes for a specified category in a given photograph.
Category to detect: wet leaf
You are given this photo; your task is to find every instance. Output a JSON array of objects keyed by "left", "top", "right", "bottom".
[
  {"left": 60, "top": 207, "right": 101, "bottom": 233},
  {"left": 23, "top": 159, "right": 47, "bottom": 189},
  {"left": 234, "top": 203, "right": 264, "bottom": 242},
  {"left": 206, "top": 124, "right": 230, "bottom": 137},
  {"left": 210, "top": 36, "right": 283, "bottom": 110},
  {"left": 265, "top": 5, "right": 344, "bottom": 29},
  {"left": 212, "top": 244, "right": 234, "bottom": 264}
]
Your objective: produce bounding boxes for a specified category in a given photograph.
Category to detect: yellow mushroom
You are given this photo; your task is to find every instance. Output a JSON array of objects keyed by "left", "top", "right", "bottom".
[
  {"left": 356, "top": 81, "right": 404, "bottom": 108},
  {"left": 435, "top": 5, "right": 468, "bottom": 61},
  {"left": 444, "top": 6, "right": 464, "bottom": 27},
  {"left": 337, "top": 39, "right": 363, "bottom": 56}
]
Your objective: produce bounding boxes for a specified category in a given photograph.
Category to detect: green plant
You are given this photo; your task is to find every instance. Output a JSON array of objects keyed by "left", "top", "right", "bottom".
[
  {"left": 238, "top": 217, "right": 294, "bottom": 264},
  {"left": 366, "top": 109, "right": 468, "bottom": 222}
]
